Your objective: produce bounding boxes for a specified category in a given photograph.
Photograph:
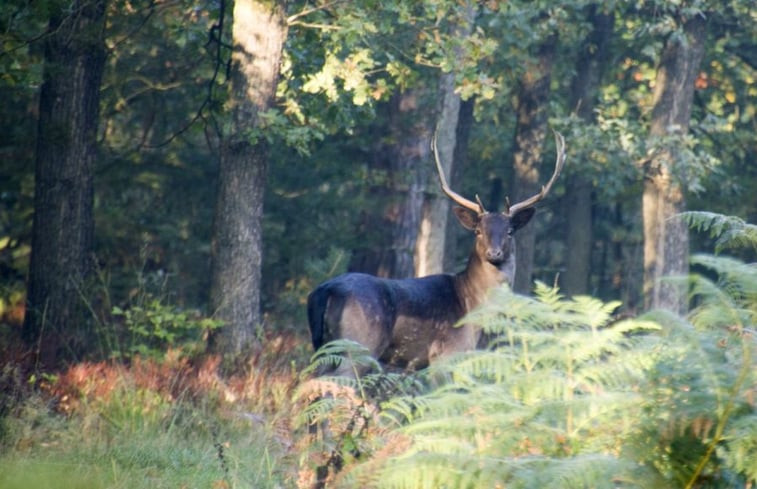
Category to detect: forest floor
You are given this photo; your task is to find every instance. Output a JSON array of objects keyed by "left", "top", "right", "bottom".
[{"left": 0, "top": 329, "right": 316, "bottom": 489}]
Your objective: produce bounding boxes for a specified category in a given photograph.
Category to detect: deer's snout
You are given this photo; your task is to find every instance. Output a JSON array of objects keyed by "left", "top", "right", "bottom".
[{"left": 486, "top": 248, "right": 505, "bottom": 264}]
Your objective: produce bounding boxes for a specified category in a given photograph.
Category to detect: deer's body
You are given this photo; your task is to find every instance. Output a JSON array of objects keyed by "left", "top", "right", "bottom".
[
  {"left": 307, "top": 132, "right": 566, "bottom": 374},
  {"left": 308, "top": 241, "right": 515, "bottom": 372}
]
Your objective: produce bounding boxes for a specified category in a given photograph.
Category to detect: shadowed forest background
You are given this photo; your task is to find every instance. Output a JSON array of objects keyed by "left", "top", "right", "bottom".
[{"left": 0, "top": 1, "right": 756, "bottom": 488}]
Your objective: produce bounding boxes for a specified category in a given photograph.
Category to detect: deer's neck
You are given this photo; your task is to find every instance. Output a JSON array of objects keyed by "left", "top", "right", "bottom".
[{"left": 454, "top": 250, "right": 515, "bottom": 313}]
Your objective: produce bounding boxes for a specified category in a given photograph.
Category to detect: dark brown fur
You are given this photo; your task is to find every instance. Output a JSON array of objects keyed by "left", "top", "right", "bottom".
[{"left": 307, "top": 208, "right": 534, "bottom": 375}]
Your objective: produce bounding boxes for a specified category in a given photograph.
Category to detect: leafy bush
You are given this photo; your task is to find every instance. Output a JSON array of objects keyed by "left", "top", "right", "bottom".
[{"left": 111, "top": 300, "right": 222, "bottom": 360}]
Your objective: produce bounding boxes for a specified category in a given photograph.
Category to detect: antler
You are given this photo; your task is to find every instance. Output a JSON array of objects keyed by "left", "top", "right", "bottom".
[
  {"left": 431, "top": 130, "right": 485, "bottom": 214},
  {"left": 506, "top": 130, "right": 566, "bottom": 216}
]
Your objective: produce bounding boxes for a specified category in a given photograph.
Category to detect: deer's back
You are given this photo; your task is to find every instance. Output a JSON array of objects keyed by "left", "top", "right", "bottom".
[{"left": 308, "top": 272, "right": 473, "bottom": 370}]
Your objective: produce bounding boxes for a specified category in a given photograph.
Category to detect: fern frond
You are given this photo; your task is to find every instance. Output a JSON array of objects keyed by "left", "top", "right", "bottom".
[
  {"left": 303, "top": 338, "right": 382, "bottom": 377},
  {"left": 372, "top": 452, "right": 653, "bottom": 489},
  {"left": 691, "top": 254, "right": 757, "bottom": 305},
  {"left": 721, "top": 414, "right": 757, "bottom": 484},
  {"left": 682, "top": 211, "right": 757, "bottom": 252},
  {"left": 297, "top": 395, "right": 340, "bottom": 428},
  {"left": 688, "top": 273, "right": 751, "bottom": 332}
]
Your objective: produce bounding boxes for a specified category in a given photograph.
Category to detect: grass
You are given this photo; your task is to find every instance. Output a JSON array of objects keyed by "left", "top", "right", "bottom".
[
  {"left": 0, "top": 416, "right": 283, "bottom": 489},
  {"left": 0, "top": 331, "right": 312, "bottom": 489}
]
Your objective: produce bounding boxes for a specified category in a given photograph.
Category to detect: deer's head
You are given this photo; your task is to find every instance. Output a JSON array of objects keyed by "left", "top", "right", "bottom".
[{"left": 433, "top": 131, "right": 566, "bottom": 268}]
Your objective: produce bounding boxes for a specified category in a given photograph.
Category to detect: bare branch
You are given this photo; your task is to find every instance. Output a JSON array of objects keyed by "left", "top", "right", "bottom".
[{"left": 287, "top": 1, "right": 344, "bottom": 24}]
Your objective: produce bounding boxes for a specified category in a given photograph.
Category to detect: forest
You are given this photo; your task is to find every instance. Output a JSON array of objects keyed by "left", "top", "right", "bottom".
[{"left": 0, "top": 0, "right": 756, "bottom": 488}]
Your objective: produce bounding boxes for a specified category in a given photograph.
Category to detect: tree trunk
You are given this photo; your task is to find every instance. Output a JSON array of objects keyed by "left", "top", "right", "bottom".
[
  {"left": 24, "top": 0, "right": 106, "bottom": 369},
  {"left": 563, "top": 6, "right": 614, "bottom": 296},
  {"left": 642, "top": 15, "right": 706, "bottom": 314},
  {"left": 387, "top": 90, "right": 434, "bottom": 279},
  {"left": 348, "top": 90, "right": 434, "bottom": 279},
  {"left": 415, "top": 72, "right": 460, "bottom": 277},
  {"left": 208, "top": 0, "right": 287, "bottom": 359},
  {"left": 511, "top": 35, "right": 556, "bottom": 294},
  {"left": 416, "top": 3, "right": 476, "bottom": 277},
  {"left": 446, "top": 97, "right": 475, "bottom": 271}
]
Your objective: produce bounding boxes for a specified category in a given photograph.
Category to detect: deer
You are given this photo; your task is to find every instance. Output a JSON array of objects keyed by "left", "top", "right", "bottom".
[{"left": 307, "top": 131, "right": 566, "bottom": 376}]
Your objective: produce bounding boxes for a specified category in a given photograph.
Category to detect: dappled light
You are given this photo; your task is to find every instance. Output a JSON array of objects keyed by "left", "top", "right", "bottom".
[{"left": 1, "top": 0, "right": 755, "bottom": 488}]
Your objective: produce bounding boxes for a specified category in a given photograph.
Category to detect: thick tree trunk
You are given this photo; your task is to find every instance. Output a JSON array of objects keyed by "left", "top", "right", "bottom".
[
  {"left": 348, "top": 90, "right": 434, "bottom": 279},
  {"left": 445, "top": 98, "right": 475, "bottom": 271},
  {"left": 511, "top": 35, "right": 556, "bottom": 294},
  {"left": 642, "top": 15, "right": 706, "bottom": 314},
  {"left": 563, "top": 6, "right": 614, "bottom": 296},
  {"left": 416, "top": 3, "right": 476, "bottom": 277},
  {"left": 208, "top": 0, "right": 287, "bottom": 359},
  {"left": 415, "top": 72, "right": 460, "bottom": 277},
  {"left": 24, "top": 0, "right": 106, "bottom": 369},
  {"left": 387, "top": 90, "right": 434, "bottom": 279}
]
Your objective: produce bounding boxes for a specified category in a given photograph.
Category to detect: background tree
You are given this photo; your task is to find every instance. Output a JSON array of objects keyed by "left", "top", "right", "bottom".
[
  {"left": 510, "top": 32, "right": 557, "bottom": 294},
  {"left": 415, "top": 2, "right": 476, "bottom": 277},
  {"left": 355, "top": 89, "right": 434, "bottom": 279},
  {"left": 24, "top": 0, "right": 107, "bottom": 368},
  {"left": 642, "top": 12, "right": 706, "bottom": 314},
  {"left": 562, "top": 5, "right": 614, "bottom": 297},
  {"left": 208, "top": 0, "right": 288, "bottom": 359}
]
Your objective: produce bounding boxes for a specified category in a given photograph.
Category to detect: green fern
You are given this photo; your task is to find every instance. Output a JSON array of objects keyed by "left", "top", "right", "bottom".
[
  {"left": 295, "top": 339, "right": 425, "bottom": 486},
  {"left": 304, "top": 214, "right": 757, "bottom": 488},
  {"left": 340, "top": 271, "right": 755, "bottom": 488},
  {"left": 336, "top": 285, "right": 663, "bottom": 488},
  {"left": 682, "top": 211, "right": 757, "bottom": 253},
  {"left": 302, "top": 339, "right": 381, "bottom": 378},
  {"left": 631, "top": 248, "right": 756, "bottom": 488}
]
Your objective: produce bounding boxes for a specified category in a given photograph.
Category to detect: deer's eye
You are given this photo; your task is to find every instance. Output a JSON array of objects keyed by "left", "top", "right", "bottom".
[{"left": 475, "top": 228, "right": 482, "bottom": 236}]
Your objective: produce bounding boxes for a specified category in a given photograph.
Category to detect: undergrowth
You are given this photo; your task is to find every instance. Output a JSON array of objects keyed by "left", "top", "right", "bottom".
[
  {"left": 296, "top": 212, "right": 757, "bottom": 489},
  {"left": 0, "top": 330, "right": 309, "bottom": 489}
]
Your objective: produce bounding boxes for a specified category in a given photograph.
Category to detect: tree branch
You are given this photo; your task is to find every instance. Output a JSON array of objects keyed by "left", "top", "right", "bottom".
[{"left": 287, "top": 0, "right": 344, "bottom": 24}]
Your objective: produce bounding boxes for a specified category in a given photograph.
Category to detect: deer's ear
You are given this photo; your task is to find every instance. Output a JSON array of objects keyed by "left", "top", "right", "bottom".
[
  {"left": 510, "top": 207, "right": 535, "bottom": 234},
  {"left": 453, "top": 207, "right": 479, "bottom": 231}
]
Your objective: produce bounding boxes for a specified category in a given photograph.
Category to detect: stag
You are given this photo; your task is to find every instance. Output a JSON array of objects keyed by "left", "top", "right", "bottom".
[{"left": 307, "top": 132, "right": 566, "bottom": 375}]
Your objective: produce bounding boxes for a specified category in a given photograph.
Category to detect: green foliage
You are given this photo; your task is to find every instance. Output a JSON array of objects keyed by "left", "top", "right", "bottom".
[
  {"left": 111, "top": 300, "right": 222, "bottom": 360},
  {"left": 551, "top": 111, "right": 644, "bottom": 200},
  {"left": 297, "top": 340, "right": 424, "bottom": 430},
  {"left": 93, "top": 248, "right": 223, "bottom": 361},
  {"left": 683, "top": 211, "right": 757, "bottom": 253},
  {"left": 93, "top": 382, "right": 173, "bottom": 434},
  {"left": 341, "top": 286, "right": 661, "bottom": 488},
  {"left": 302, "top": 339, "right": 381, "bottom": 380},
  {"left": 0, "top": 0, "right": 42, "bottom": 314},
  {"left": 4, "top": 0, "right": 756, "bottom": 331},
  {"left": 626, "top": 245, "right": 756, "bottom": 486}
]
